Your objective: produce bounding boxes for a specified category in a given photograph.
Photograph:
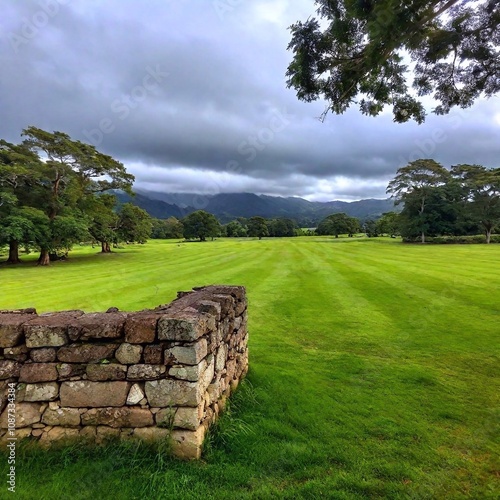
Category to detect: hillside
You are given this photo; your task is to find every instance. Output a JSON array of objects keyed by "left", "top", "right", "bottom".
[{"left": 118, "top": 190, "right": 397, "bottom": 225}]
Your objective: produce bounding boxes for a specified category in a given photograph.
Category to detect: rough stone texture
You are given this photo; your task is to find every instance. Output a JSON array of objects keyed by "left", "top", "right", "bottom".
[
  {"left": 57, "top": 363, "right": 86, "bottom": 380},
  {"left": 0, "top": 402, "right": 43, "bottom": 428},
  {"left": 24, "top": 312, "right": 83, "bottom": 347},
  {"left": 133, "top": 427, "right": 170, "bottom": 442},
  {"left": 115, "top": 343, "right": 142, "bottom": 364},
  {"left": 171, "top": 426, "right": 206, "bottom": 460},
  {"left": 68, "top": 312, "right": 127, "bottom": 341},
  {"left": 126, "top": 383, "right": 145, "bottom": 405},
  {"left": 23, "top": 382, "right": 59, "bottom": 402},
  {"left": 169, "top": 358, "right": 207, "bottom": 382},
  {"left": 157, "top": 313, "right": 215, "bottom": 342},
  {"left": 40, "top": 426, "right": 80, "bottom": 444},
  {"left": 0, "top": 285, "right": 248, "bottom": 460},
  {"left": 30, "top": 348, "right": 57, "bottom": 363},
  {"left": 167, "top": 338, "right": 208, "bottom": 366},
  {"left": 0, "top": 360, "right": 21, "bottom": 379},
  {"left": 127, "top": 364, "right": 166, "bottom": 380},
  {"left": 42, "top": 407, "right": 81, "bottom": 427},
  {"left": 125, "top": 313, "right": 158, "bottom": 344},
  {"left": 156, "top": 405, "right": 203, "bottom": 431},
  {"left": 3, "top": 345, "right": 29, "bottom": 362},
  {"left": 60, "top": 381, "right": 130, "bottom": 407},
  {"left": 143, "top": 345, "right": 163, "bottom": 364},
  {"left": 145, "top": 379, "right": 202, "bottom": 408},
  {"left": 58, "top": 344, "right": 117, "bottom": 363},
  {"left": 19, "top": 363, "right": 58, "bottom": 383},
  {"left": 0, "top": 314, "right": 31, "bottom": 347},
  {"left": 86, "top": 364, "right": 127, "bottom": 381},
  {"left": 81, "top": 407, "right": 153, "bottom": 428}
]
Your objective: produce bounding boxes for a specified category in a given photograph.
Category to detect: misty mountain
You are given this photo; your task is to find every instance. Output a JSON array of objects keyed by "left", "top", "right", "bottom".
[{"left": 117, "top": 190, "right": 397, "bottom": 225}]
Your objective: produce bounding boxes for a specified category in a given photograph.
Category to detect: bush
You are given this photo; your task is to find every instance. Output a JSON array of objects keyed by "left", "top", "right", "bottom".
[{"left": 402, "top": 235, "right": 500, "bottom": 244}]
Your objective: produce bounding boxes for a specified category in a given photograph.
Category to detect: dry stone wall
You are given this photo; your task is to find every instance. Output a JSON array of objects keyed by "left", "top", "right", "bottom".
[{"left": 0, "top": 285, "right": 248, "bottom": 459}]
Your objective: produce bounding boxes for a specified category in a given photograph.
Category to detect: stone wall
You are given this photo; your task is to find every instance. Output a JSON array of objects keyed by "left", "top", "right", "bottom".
[{"left": 0, "top": 285, "right": 248, "bottom": 459}]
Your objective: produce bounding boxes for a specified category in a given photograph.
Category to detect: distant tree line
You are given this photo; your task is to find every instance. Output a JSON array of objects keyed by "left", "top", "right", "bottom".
[
  {"left": 387, "top": 160, "right": 500, "bottom": 243},
  {"left": 0, "top": 127, "right": 152, "bottom": 266}
]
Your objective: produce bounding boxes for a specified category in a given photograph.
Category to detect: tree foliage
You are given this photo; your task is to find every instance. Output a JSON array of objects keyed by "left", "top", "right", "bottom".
[
  {"left": 287, "top": 0, "right": 500, "bottom": 123},
  {"left": 316, "top": 212, "right": 360, "bottom": 237},
  {"left": 0, "top": 127, "right": 135, "bottom": 265},
  {"left": 388, "top": 161, "right": 500, "bottom": 242},
  {"left": 247, "top": 216, "right": 269, "bottom": 239},
  {"left": 182, "top": 210, "right": 220, "bottom": 241}
]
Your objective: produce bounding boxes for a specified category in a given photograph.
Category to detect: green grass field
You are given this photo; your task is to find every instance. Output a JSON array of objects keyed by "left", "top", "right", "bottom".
[{"left": 0, "top": 237, "right": 499, "bottom": 499}]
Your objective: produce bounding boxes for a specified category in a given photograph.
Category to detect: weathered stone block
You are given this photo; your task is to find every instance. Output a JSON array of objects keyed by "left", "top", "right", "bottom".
[
  {"left": 56, "top": 363, "right": 86, "bottom": 380},
  {"left": 68, "top": 313, "right": 127, "bottom": 341},
  {"left": 19, "top": 363, "right": 58, "bottom": 383},
  {"left": 215, "top": 344, "right": 227, "bottom": 372},
  {"left": 30, "top": 348, "right": 57, "bottom": 363},
  {"left": 39, "top": 426, "right": 80, "bottom": 445},
  {"left": 133, "top": 427, "right": 170, "bottom": 443},
  {"left": 170, "top": 426, "right": 206, "bottom": 460},
  {"left": 143, "top": 345, "right": 163, "bottom": 364},
  {"left": 24, "top": 312, "right": 83, "bottom": 347},
  {"left": 145, "top": 379, "right": 202, "bottom": 407},
  {"left": 166, "top": 338, "right": 208, "bottom": 366},
  {"left": 81, "top": 407, "right": 153, "bottom": 428},
  {"left": 115, "top": 343, "right": 142, "bottom": 364},
  {"left": 195, "top": 300, "right": 222, "bottom": 321},
  {"left": 0, "top": 314, "right": 31, "bottom": 347},
  {"left": 126, "top": 383, "right": 145, "bottom": 405},
  {"left": 127, "top": 364, "right": 166, "bottom": 380},
  {"left": 86, "top": 364, "right": 127, "bottom": 381},
  {"left": 23, "top": 382, "right": 59, "bottom": 402},
  {"left": 169, "top": 358, "right": 207, "bottom": 382},
  {"left": 0, "top": 360, "right": 21, "bottom": 380},
  {"left": 3, "top": 345, "right": 29, "bottom": 362},
  {"left": 125, "top": 314, "right": 158, "bottom": 344},
  {"left": 96, "top": 426, "right": 120, "bottom": 443},
  {"left": 60, "top": 381, "right": 130, "bottom": 407},
  {"left": 156, "top": 405, "right": 203, "bottom": 431},
  {"left": 158, "top": 313, "right": 214, "bottom": 342},
  {"left": 0, "top": 402, "right": 43, "bottom": 428},
  {"left": 57, "top": 344, "right": 117, "bottom": 363},
  {"left": 42, "top": 407, "right": 81, "bottom": 427}
]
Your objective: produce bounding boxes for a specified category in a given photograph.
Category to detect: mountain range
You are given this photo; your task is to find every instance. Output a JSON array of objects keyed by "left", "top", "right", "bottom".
[{"left": 115, "top": 189, "right": 397, "bottom": 226}]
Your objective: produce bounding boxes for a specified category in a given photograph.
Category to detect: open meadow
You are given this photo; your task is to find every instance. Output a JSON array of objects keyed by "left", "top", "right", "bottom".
[{"left": 0, "top": 237, "right": 499, "bottom": 499}]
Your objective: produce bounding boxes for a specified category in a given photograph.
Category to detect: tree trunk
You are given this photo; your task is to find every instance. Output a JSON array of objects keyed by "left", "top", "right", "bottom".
[
  {"left": 38, "top": 249, "right": 50, "bottom": 266},
  {"left": 7, "top": 240, "right": 21, "bottom": 264},
  {"left": 486, "top": 229, "right": 492, "bottom": 244},
  {"left": 421, "top": 231, "right": 425, "bottom": 244},
  {"left": 101, "top": 241, "right": 112, "bottom": 253}
]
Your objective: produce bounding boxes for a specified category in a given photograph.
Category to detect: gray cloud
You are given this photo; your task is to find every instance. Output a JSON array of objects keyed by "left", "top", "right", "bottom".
[{"left": 1, "top": 0, "right": 499, "bottom": 201}]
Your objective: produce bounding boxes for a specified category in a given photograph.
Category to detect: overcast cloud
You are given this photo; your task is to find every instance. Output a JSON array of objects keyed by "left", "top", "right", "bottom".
[{"left": 1, "top": 0, "right": 499, "bottom": 201}]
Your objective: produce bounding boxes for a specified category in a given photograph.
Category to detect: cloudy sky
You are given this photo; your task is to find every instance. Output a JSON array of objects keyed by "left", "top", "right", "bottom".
[{"left": 1, "top": 0, "right": 499, "bottom": 201}]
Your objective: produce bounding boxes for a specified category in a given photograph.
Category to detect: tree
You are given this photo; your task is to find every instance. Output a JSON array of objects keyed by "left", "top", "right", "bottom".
[
  {"left": 225, "top": 220, "right": 247, "bottom": 237},
  {"left": 286, "top": 1, "right": 500, "bottom": 123},
  {"left": 267, "top": 218, "right": 297, "bottom": 237},
  {"left": 0, "top": 140, "right": 43, "bottom": 263},
  {"left": 151, "top": 217, "right": 184, "bottom": 239},
  {"left": 247, "top": 216, "right": 269, "bottom": 239},
  {"left": 21, "top": 127, "right": 134, "bottom": 264},
  {"left": 387, "top": 159, "right": 449, "bottom": 243},
  {"left": 451, "top": 164, "right": 500, "bottom": 243},
  {"left": 316, "top": 213, "right": 360, "bottom": 237},
  {"left": 117, "top": 203, "right": 152, "bottom": 244},
  {"left": 363, "top": 219, "right": 379, "bottom": 237},
  {"left": 376, "top": 212, "right": 401, "bottom": 237},
  {"left": 182, "top": 210, "right": 220, "bottom": 241}
]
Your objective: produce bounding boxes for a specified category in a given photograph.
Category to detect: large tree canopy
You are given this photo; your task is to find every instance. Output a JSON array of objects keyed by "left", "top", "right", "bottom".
[{"left": 286, "top": 0, "right": 500, "bottom": 123}]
